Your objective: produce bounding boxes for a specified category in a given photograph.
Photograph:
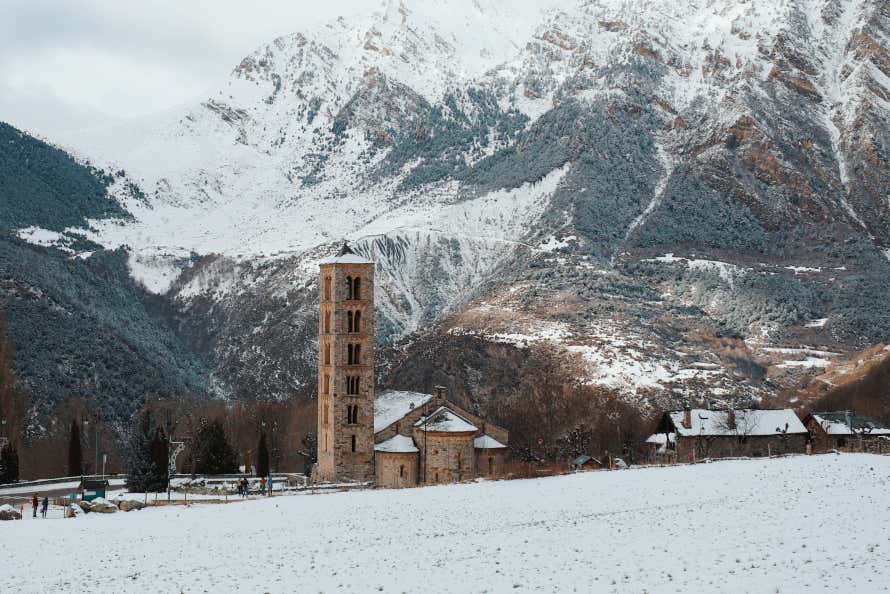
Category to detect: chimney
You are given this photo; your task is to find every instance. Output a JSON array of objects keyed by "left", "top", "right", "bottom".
[
  {"left": 434, "top": 385, "right": 447, "bottom": 404},
  {"left": 727, "top": 408, "right": 736, "bottom": 430},
  {"left": 682, "top": 406, "right": 692, "bottom": 429}
]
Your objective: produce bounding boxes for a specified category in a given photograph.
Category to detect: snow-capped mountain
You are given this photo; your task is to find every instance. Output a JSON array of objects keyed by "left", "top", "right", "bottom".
[{"left": 30, "top": 0, "right": 890, "bottom": 411}]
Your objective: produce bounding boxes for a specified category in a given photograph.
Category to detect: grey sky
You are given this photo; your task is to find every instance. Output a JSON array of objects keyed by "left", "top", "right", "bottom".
[
  {"left": 0, "top": 0, "right": 369, "bottom": 137},
  {"left": 1, "top": 0, "right": 559, "bottom": 140}
]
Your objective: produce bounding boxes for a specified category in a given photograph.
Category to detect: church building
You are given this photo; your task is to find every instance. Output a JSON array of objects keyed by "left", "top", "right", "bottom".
[{"left": 314, "top": 244, "right": 509, "bottom": 487}]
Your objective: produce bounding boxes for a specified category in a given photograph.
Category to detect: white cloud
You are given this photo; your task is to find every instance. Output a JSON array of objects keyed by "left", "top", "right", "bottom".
[{"left": 0, "top": 0, "right": 559, "bottom": 138}]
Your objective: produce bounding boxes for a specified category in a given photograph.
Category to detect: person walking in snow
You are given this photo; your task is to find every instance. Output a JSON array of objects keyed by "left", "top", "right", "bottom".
[
  {"left": 31, "top": 494, "right": 39, "bottom": 518},
  {"left": 267, "top": 474, "right": 273, "bottom": 497},
  {"left": 40, "top": 496, "right": 48, "bottom": 519},
  {"left": 260, "top": 476, "right": 266, "bottom": 494}
]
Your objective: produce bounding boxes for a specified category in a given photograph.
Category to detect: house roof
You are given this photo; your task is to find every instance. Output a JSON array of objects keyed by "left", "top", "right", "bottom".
[
  {"left": 474, "top": 435, "right": 506, "bottom": 449},
  {"left": 572, "top": 455, "right": 602, "bottom": 466},
  {"left": 646, "top": 432, "right": 675, "bottom": 444},
  {"left": 666, "top": 409, "right": 807, "bottom": 437},
  {"left": 374, "top": 390, "right": 433, "bottom": 433},
  {"left": 374, "top": 434, "right": 419, "bottom": 454},
  {"left": 415, "top": 406, "right": 478, "bottom": 433},
  {"left": 809, "top": 412, "right": 890, "bottom": 436},
  {"left": 79, "top": 479, "right": 109, "bottom": 489},
  {"left": 319, "top": 242, "right": 374, "bottom": 265}
]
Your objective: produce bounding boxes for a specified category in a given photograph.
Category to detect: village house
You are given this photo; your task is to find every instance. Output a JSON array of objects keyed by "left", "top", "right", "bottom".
[
  {"left": 313, "top": 244, "right": 509, "bottom": 488},
  {"left": 802, "top": 412, "right": 890, "bottom": 454},
  {"left": 650, "top": 407, "right": 808, "bottom": 462}
]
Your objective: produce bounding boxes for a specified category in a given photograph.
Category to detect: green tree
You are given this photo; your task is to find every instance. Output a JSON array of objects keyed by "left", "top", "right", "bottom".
[
  {"left": 67, "top": 419, "right": 83, "bottom": 477},
  {"left": 256, "top": 432, "right": 270, "bottom": 477},
  {"left": 193, "top": 420, "right": 237, "bottom": 475},
  {"left": 0, "top": 444, "right": 19, "bottom": 484}
]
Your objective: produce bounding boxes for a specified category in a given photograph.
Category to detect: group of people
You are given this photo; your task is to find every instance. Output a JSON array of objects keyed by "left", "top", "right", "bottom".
[
  {"left": 236, "top": 475, "right": 274, "bottom": 498},
  {"left": 30, "top": 494, "right": 48, "bottom": 519}
]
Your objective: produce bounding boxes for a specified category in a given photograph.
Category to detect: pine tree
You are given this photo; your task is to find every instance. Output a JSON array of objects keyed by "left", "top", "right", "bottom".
[
  {"left": 193, "top": 419, "right": 237, "bottom": 475},
  {"left": 126, "top": 409, "right": 167, "bottom": 492},
  {"left": 0, "top": 445, "right": 19, "bottom": 484},
  {"left": 256, "top": 432, "right": 270, "bottom": 477},
  {"left": 150, "top": 427, "right": 169, "bottom": 491},
  {"left": 68, "top": 419, "right": 83, "bottom": 477}
]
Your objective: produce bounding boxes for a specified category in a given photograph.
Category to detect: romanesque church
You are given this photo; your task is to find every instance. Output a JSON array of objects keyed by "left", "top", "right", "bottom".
[{"left": 314, "top": 245, "right": 509, "bottom": 488}]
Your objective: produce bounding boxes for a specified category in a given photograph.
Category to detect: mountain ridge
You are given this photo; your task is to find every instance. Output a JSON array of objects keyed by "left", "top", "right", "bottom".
[{"left": 7, "top": 0, "right": 890, "bottom": 415}]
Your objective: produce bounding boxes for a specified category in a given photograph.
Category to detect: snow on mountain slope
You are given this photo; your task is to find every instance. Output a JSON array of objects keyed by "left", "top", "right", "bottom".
[
  {"left": 3, "top": 455, "right": 889, "bottom": 593},
  {"left": 28, "top": 0, "right": 890, "bottom": 406}
]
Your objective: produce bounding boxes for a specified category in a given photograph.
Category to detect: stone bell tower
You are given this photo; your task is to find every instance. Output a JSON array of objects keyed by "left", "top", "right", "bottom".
[{"left": 316, "top": 243, "right": 375, "bottom": 483}]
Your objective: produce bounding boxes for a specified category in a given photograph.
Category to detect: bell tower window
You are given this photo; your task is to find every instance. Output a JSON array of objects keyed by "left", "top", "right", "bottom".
[
  {"left": 353, "top": 277, "right": 361, "bottom": 300},
  {"left": 324, "top": 276, "right": 332, "bottom": 301},
  {"left": 345, "top": 276, "right": 353, "bottom": 300},
  {"left": 353, "top": 310, "right": 361, "bottom": 332}
]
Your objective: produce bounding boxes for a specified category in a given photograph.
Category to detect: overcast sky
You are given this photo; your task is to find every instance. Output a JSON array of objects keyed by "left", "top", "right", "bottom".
[{"left": 0, "top": 0, "right": 379, "bottom": 138}]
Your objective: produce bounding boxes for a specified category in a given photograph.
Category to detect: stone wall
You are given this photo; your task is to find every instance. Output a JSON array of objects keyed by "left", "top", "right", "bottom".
[
  {"left": 474, "top": 448, "right": 508, "bottom": 478},
  {"left": 375, "top": 451, "right": 419, "bottom": 488},
  {"left": 675, "top": 433, "right": 807, "bottom": 461},
  {"left": 413, "top": 430, "right": 476, "bottom": 484}
]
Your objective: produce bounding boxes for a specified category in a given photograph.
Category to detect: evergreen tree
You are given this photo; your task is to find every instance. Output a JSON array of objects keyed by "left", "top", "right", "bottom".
[
  {"left": 68, "top": 419, "right": 83, "bottom": 476},
  {"left": 150, "top": 427, "right": 169, "bottom": 491},
  {"left": 126, "top": 409, "right": 167, "bottom": 492},
  {"left": 256, "top": 432, "right": 270, "bottom": 477},
  {"left": 299, "top": 432, "right": 318, "bottom": 477},
  {"left": 193, "top": 419, "right": 236, "bottom": 475},
  {"left": 0, "top": 444, "right": 19, "bottom": 484}
]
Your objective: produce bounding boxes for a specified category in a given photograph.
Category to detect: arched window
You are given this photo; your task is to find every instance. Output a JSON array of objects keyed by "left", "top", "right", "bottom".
[
  {"left": 347, "top": 311, "right": 353, "bottom": 333},
  {"left": 323, "top": 310, "right": 331, "bottom": 333},
  {"left": 324, "top": 276, "right": 332, "bottom": 301},
  {"left": 345, "top": 276, "right": 353, "bottom": 300},
  {"left": 346, "top": 405, "right": 352, "bottom": 424},
  {"left": 323, "top": 374, "right": 330, "bottom": 395},
  {"left": 351, "top": 435, "right": 356, "bottom": 452},
  {"left": 353, "top": 277, "right": 361, "bottom": 300},
  {"left": 324, "top": 343, "right": 331, "bottom": 365},
  {"left": 347, "top": 344, "right": 353, "bottom": 365},
  {"left": 352, "top": 406, "right": 358, "bottom": 424},
  {"left": 354, "top": 344, "right": 361, "bottom": 365},
  {"left": 353, "top": 310, "right": 361, "bottom": 333}
]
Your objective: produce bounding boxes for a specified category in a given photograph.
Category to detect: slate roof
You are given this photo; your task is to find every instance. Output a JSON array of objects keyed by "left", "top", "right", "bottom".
[
  {"left": 374, "top": 434, "right": 419, "bottom": 453},
  {"left": 473, "top": 435, "right": 507, "bottom": 449},
  {"left": 666, "top": 409, "right": 807, "bottom": 437},
  {"left": 319, "top": 242, "right": 374, "bottom": 265},
  {"left": 374, "top": 390, "right": 433, "bottom": 433},
  {"left": 415, "top": 406, "right": 478, "bottom": 433},
  {"left": 809, "top": 412, "right": 890, "bottom": 436}
]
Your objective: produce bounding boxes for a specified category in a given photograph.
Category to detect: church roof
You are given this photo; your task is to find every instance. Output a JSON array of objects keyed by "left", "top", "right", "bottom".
[
  {"left": 319, "top": 242, "right": 374, "bottom": 265},
  {"left": 415, "top": 406, "right": 478, "bottom": 433},
  {"left": 374, "top": 390, "right": 433, "bottom": 433},
  {"left": 473, "top": 435, "right": 507, "bottom": 449},
  {"left": 374, "top": 434, "right": 419, "bottom": 453}
]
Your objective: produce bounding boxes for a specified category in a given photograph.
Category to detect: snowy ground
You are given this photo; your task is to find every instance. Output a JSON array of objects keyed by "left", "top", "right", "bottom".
[{"left": 2, "top": 454, "right": 889, "bottom": 593}]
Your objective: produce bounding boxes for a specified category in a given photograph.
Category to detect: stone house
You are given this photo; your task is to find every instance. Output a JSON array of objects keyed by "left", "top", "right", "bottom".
[
  {"left": 802, "top": 412, "right": 890, "bottom": 453},
  {"left": 373, "top": 387, "right": 510, "bottom": 488},
  {"left": 651, "top": 408, "right": 807, "bottom": 462},
  {"left": 314, "top": 244, "right": 509, "bottom": 488}
]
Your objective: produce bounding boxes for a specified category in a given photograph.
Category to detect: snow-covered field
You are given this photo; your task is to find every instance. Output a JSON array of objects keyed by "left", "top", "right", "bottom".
[{"left": 2, "top": 455, "right": 889, "bottom": 593}]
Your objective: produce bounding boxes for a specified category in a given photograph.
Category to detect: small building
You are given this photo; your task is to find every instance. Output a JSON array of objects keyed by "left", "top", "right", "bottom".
[
  {"left": 78, "top": 478, "right": 109, "bottom": 502},
  {"left": 802, "top": 412, "right": 890, "bottom": 453},
  {"left": 373, "top": 387, "right": 510, "bottom": 488},
  {"left": 644, "top": 432, "right": 676, "bottom": 464},
  {"left": 570, "top": 455, "right": 602, "bottom": 471},
  {"left": 653, "top": 408, "right": 808, "bottom": 462}
]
